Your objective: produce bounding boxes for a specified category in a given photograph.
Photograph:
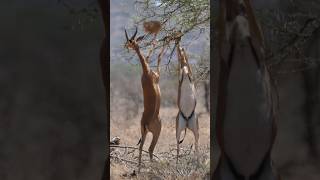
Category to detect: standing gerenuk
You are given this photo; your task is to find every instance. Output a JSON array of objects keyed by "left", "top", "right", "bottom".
[{"left": 214, "top": 0, "right": 280, "bottom": 179}]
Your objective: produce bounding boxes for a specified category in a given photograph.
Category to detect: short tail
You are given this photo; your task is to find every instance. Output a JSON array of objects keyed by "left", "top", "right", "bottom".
[
  {"left": 179, "top": 129, "right": 187, "bottom": 144},
  {"left": 137, "top": 125, "right": 147, "bottom": 146},
  {"left": 136, "top": 138, "right": 141, "bottom": 146}
]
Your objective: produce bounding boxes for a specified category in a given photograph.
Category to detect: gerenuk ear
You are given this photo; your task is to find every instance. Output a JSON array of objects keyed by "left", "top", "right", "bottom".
[{"left": 136, "top": 35, "right": 145, "bottom": 42}]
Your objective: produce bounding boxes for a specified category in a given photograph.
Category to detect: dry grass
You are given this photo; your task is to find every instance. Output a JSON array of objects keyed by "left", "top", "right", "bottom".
[{"left": 110, "top": 105, "right": 210, "bottom": 180}]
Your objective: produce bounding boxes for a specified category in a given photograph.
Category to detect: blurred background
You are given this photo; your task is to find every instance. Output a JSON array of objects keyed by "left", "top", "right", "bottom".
[
  {"left": 0, "top": 0, "right": 106, "bottom": 179},
  {"left": 110, "top": 0, "right": 210, "bottom": 124},
  {"left": 0, "top": 0, "right": 319, "bottom": 179},
  {"left": 110, "top": 0, "right": 210, "bottom": 179},
  {"left": 211, "top": 0, "right": 320, "bottom": 179},
  {"left": 259, "top": 0, "right": 320, "bottom": 179}
]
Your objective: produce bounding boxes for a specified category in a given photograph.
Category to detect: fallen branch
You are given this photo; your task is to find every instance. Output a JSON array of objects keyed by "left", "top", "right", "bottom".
[
  {"left": 110, "top": 145, "right": 160, "bottom": 160},
  {"left": 110, "top": 154, "right": 140, "bottom": 165},
  {"left": 168, "top": 144, "right": 193, "bottom": 158}
]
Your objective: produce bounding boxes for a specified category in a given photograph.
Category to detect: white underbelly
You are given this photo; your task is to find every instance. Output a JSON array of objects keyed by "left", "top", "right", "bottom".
[
  {"left": 223, "top": 47, "right": 273, "bottom": 176},
  {"left": 179, "top": 77, "right": 196, "bottom": 117}
]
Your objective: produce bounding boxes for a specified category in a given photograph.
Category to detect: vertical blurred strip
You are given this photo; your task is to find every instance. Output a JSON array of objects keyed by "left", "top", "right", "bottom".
[
  {"left": 210, "top": 0, "right": 215, "bottom": 179},
  {"left": 98, "top": 0, "right": 109, "bottom": 179}
]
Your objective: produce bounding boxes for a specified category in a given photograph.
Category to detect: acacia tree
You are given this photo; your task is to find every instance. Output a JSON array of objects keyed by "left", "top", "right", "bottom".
[
  {"left": 132, "top": 0, "right": 211, "bottom": 83},
  {"left": 132, "top": 0, "right": 211, "bottom": 114},
  {"left": 257, "top": 0, "right": 320, "bottom": 159},
  {"left": 257, "top": 2, "right": 320, "bottom": 75},
  {"left": 135, "top": 0, "right": 209, "bottom": 34}
]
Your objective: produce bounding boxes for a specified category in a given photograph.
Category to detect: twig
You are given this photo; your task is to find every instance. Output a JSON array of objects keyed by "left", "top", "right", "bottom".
[
  {"left": 110, "top": 154, "right": 140, "bottom": 165},
  {"left": 267, "top": 17, "right": 320, "bottom": 66},
  {"left": 168, "top": 144, "right": 194, "bottom": 158},
  {"left": 110, "top": 145, "right": 160, "bottom": 160}
]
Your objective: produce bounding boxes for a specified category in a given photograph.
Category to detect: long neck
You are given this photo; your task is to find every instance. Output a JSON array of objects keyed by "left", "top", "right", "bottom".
[
  {"left": 176, "top": 44, "right": 187, "bottom": 68},
  {"left": 180, "top": 59, "right": 188, "bottom": 69},
  {"left": 134, "top": 47, "right": 149, "bottom": 74},
  {"left": 243, "top": 0, "right": 264, "bottom": 48}
]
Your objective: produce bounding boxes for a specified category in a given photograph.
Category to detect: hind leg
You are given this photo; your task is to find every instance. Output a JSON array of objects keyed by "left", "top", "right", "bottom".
[
  {"left": 138, "top": 116, "right": 148, "bottom": 173},
  {"left": 147, "top": 116, "right": 161, "bottom": 161},
  {"left": 213, "top": 156, "right": 240, "bottom": 180},
  {"left": 251, "top": 156, "right": 280, "bottom": 180},
  {"left": 188, "top": 113, "right": 199, "bottom": 157},
  {"left": 176, "top": 112, "right": 187, "bottom": 164}
]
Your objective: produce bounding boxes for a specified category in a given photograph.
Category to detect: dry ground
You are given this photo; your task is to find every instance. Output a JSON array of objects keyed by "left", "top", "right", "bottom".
[{"left": 110, "top": 104, "right": 210, "bottom": 179}]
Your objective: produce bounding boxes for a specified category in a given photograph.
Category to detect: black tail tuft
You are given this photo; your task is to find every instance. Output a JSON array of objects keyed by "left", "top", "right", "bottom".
[
  {"left": 137, "top": 125, "right": 147, "bottom": 146},
  {"left": 136, "top": 138, "right": 141, "bottom": 146},
  {"left": 178, "top": 129, "right": 187, "bottom": 144}
]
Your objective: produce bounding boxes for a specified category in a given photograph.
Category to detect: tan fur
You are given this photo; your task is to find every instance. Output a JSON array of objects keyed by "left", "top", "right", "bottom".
[{"left": 125, "top": 28, "right": 163, "bottom": 173}]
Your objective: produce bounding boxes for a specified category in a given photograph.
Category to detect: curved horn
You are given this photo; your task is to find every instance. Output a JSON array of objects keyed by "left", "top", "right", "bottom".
[
  {"left": 125, "top": 28, "right": 129, "bottom": 41},
  {"left": 131, "top": 26, "right": 138, "bottom": 40}
]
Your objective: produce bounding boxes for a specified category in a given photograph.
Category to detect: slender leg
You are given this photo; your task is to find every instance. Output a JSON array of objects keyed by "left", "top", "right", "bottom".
[
  {"left": 188, "top": 114, "right": 199, "bottom": 158},
  {"left": 251, "top": 155, "right": 280, "bottom": 180},
  {"left": 213, "top": 158, "right": 222, "bottom": 180},
  {"left": 148, "top": 117, "right": 161, "bottom": 161},
  {"left": 177, "top": 140, "right": 179, "bottom": 164},
  {"left": 194, "top": 131, "right": 199, "bottom": 161},
  {"left": 176, "top": 113, "right": 187, "bottom": 164},
  {"left": 213, "top": 156, "right": 240, "bottom": 180},
  {"left": 176, "top": 113, "right": 180, "bottom": 165},
  {"left": 138, "top": 124, "right": 147, "bottom": 173}
]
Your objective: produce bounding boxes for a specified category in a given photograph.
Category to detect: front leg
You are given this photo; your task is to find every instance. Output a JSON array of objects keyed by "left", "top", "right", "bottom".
[
  {"left": 181, "top": 48, "right": 193, "bottom": 76},
  {"left": 152, "top": 34, "right": 158, "bottom": 45},
  {"left": 145, "top": 38, "right": 157, "bottom": 63}
]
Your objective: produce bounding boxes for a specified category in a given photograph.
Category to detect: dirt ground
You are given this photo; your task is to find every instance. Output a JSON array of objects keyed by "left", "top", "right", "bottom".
[{"left": 110, "top": 104, "right": 210, "bottom": 179}]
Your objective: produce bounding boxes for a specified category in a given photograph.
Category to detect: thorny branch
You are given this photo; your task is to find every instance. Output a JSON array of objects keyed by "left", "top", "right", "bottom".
[
  {"left": 58, "top": 0, "right": 99, "bottom": 29},
  {"left": 266, "top": 16, "right": 320, "bottom": 68},
  {"left": 110, "top": 145, "right": 161, "bottom": 160},
  {"left": 128, "top": 0, "right": 210, "bottom": 78},
  {"left": 253, "top": 3, "right": 320, "bottom": 76}
]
